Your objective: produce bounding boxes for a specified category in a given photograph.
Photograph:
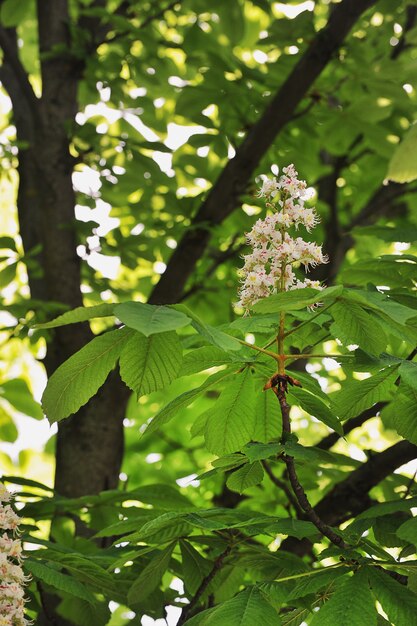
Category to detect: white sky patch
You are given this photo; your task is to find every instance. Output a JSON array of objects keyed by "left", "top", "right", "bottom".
[
  {"left": 73, "top": 167, "right": 101, "bottom": 195},
  {"left": 274, "top": 1, "right": 314, "bottom": 18},
  {"left": 75, "top": 200, "right": 120, "bottom": 236},
  {"left": 86, "top": 251, "right": 120, "bottom": 279},
  {"left": 0, "top": 88, "right": 12, "bottom": 114},
  {"left": 176, "top": 473, "right": 200, "bottom": 488}
]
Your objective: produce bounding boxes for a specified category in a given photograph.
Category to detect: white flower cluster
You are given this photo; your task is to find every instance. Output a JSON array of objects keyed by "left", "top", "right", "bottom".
[
  {"left": 237, "top": 165, "right": 328, "bottom": 311},
  {"left": 0, "top": 484, "right": 30, "bottom": 626}
]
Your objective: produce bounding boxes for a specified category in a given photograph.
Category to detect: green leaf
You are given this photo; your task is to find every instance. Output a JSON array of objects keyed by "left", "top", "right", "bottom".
[
  {"left": 145, "top": 368, "right": 235, "bottom": 435},
  {"left": 174, "top": 304, "right": 242, "bottom": 352},
  {"left": 114, "top": 302, "right": 191, "bottom": 336},
  {"left": 127, "top": 543, "right": 175, "bottom": 604},
  {"left": 399, "top": 361, "right": 417, "bottom": 390},
  {"left": 42, "top": 328, "right": 132, "bottom": 423},
  {"left": 180, "top": 540, "right": 212, "bottom": 595},
  {"left": 226, "top": 461, "right": 264, "bottom": 493},
  {"left": 330, "top": 301, "right": 387, "bottom": 355},
  {"left": 243, "top": 442, "right": 283, "bottom": 463},
  {"left": 397, "top": 517, "right": 417, "bottom": 548},
  {"left": 0, "top": 405, "right": 18, "bottom": 442},
  {"left": 381, "top": 384, "right": 417, "bottom": 444},
  {"left": 386, "top": 123, "right": 417, "bottom": 183},
  {"left": 0, "top": 378, "right": 43, "bottom": 419},
  {"left": 252, "top": 389, "right": 282, "bottom": 443},
  {"left": 331, "top": 366, "right": 399, "bottom": 421},
  {"left": 355, "top": 497, "right": 417, "bottom": 520},
  {"left": 0, "top": 0, "right": 32, "bottom": 27},
  {"left": 253, "top": 286, "right": 342, "bottom": 314},
  {"left": 184, "top": 586, "right": 279, "bottom": 625},
  {"left": 310, "top": 570, "right": 377, "bottom": 626},
  {"left": 124, "top": 511, "right": 190, "bottom": 544},
  {"left": 119, "top": 331, "right": 182, "bottom": 396},
  {"left": 204, "top": 368, "right": 256, "bottom": 455},
  {"left": 33, "top": 303, "right": 115, "bottom": 329},
  {"left": 180, "top": 346, "right": 235, "bottom": 376},
  {"left": 366, "top": 566, "right": 417, "bottom": 626},
  {"left": 0, "top": 262, "right": 17, "bottom": 288},
  {"left": 25, "top": 559, "right": 98, "bottom": 604},
  {"left": 0, "top": 236, "right": 17, "bottom": 252},
  {"left": 265, "top": 518, "right": 319, "bottom": 541},
  {"left": 353, "top": 225, "right": 417, "bottom": 244},
  {"left": 288, "top": 387, "right": 343, "bottom": 435}
]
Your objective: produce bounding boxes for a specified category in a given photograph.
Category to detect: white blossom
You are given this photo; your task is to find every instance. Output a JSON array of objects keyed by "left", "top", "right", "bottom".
[
  {"left": 237, "top": 165, "right": 328, "bottom": 311},
  {"left": 0, "top": 485, "right": 30, "bottom": 626}
]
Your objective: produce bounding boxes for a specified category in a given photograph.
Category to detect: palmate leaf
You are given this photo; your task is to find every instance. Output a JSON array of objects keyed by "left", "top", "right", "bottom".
[
  {"left": 330, "top": 301, "right": 387, "bottom": 355},
  {"left": 25, "top": 559, "right": 99, "bottom": 605},
  {"left": 386, "top": 123, "right": 417, "bottom": 183},
  {"left": 226, "top": 461, "right": 264, "bottom": 493},
  {"left": 0, "top": 378, "right": 43, "bottom": 419},
  {"left": 115, "top": 301, "right": 191, "bottom": 336},
  {"left": 180, "top": 540, "right": 213, "bottom": 595},
  {"left": 127, "top": 542, "right": 175, "bottom": 605},
  {"left": 174, "top": 304, "right": 242, "bottom": 352},
  {"left": 331, "top": 365, "right": 399, "bottom": 421},
  {"left": 180, "top": 346, "right": 236, "bottom": 376},
  {"left": 288, "top": 387, "right": 343, "bottom": 435},
  {"left": 119, "top": 331, "right": 182, "bottom": 396},
  {"left": 145, "top": 368, "right": 236, "bottom": 435},
  {"left": 381, "top": 384, "right": 417, "bottom": 444},
  {"left": 252, "top": 389, "right": 282, "bottom": 442},
  {"left": 204, "top": 368, "right": 256, "bottom": 455},
  {"left": 397, "top": 516, "right": 417, "bottom": 548},
  {"left": 42, "top": 327, "right": 132, "bottom": 423},
  {"left": 366, "top": 566, "right": 417, "bottom": 626},
  {"left": 310, "top": 570, "right": 377, "bottom": 626},
  {"left": 33, "top": 303, "right": 116, "bottom": 329},
  {"left": 184, "top": 587, "right": 279, "bottom": 626},
  {"left": 253, "top": 286, "right": 342, "bottom": 314}
]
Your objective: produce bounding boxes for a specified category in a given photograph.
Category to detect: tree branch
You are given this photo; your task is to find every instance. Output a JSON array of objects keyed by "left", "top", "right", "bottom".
[
  {"left": 0, "top": 26, "right": 40, "bottom": 115},
  {"left": 177, "top": 544, "right": 232, "bottom": 625},
  {"left": 262, "top": 460, "right": 303, "bottom": 517},
  {"left": 316, "top": 440, "right": 417, "bottom": 526},
  {"left": 149, "top": 0, "right": 378, "bottom": 304},
  {"left": 271, "top": 382, "right": 347, "bottom": 549}
]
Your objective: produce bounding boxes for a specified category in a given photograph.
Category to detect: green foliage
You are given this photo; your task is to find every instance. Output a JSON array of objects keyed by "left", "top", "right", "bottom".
[
  {"left": 366, "top": 567, "right": 417, "bottom": 626},
  {"left": 42, "top": 328, "right": 132, "bottom": 422},
  {"left": 0, "top": 378, "right": 43, "bottom": 419},
  {"left": 386, "top": 124, "right": 417, "bottom": 183},
  {"left": 127, "top": 543, "right": 176, "bottom": 605},
  {"left": 115, "top": 302, "right": 191, "bottom": 336},
  {"left": 310, "top": 571, "right": 377, "bottom": 626},
  {"left": 184, "top": 587, "right": 279, "bottom": 625},
  {"left": 34, "top": 303, "right": 116, "bottom": 329},
  {"left": 4, "top": 1, "right": 417, "bottom": 624},
  {"left": 119, "top": 331, "right": 183, "bottom": 396},
  {"left": 204, "top": 368, "right": 256, "bottom": 455}
]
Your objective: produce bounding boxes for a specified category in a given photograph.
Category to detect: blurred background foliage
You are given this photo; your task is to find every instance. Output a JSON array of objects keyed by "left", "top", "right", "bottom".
[{"left": 1, "top": 0, "right": 417, "bottom": 624}]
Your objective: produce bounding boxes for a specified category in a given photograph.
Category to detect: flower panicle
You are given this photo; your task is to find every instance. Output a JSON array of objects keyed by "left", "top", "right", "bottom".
[
  {"left": 237, "top": 164, "right": 328, "bottom": 311},
  {"left": 0, "top": 484, "right": 31, "bottom": 626}
]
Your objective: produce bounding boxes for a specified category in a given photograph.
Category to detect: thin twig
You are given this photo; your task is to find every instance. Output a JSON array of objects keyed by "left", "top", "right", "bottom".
[
  {"left": 177, "top": 545, "right": 232, "bottom": 625},
  {"left": 262, "top": 460, "right": 303, "bottom": 517},
  {"left": 272, "top": 384, "right": 347, "bottom": 549},
  {"left": 237, "top": 339, "right": 280, "bottom": 361}
]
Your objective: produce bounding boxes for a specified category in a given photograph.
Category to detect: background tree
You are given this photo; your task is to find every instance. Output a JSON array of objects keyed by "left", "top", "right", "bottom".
[{"left": 1, "top": 1, "right": 417, "bottom": 625}]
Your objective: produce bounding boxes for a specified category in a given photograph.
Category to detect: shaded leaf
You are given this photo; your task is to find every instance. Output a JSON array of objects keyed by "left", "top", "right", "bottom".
[
  {"left": 42, "top": 328, "right": 132, "bottom": 422},
  {"left": 119, "top": 331, "right": 182, "bottom": 396}
]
